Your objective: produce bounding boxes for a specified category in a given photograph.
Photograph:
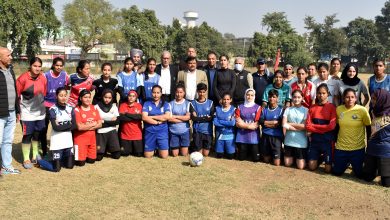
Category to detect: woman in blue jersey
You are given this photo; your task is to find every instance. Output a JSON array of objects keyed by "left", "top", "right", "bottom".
[
  {"left": 117, "top": 57, "right": 137, "bottom": 103},
  {"left": 190, "top": 83, "right": 215, "bottom": 157},
  {"left": 363, "top": 89, "right": 390, "bottom": 187},
  {"left": 143, "top": 58, "right": 160, "bottom": 101},
  {"left": 213, "top": 92, "right": 236, "bottom": 159},
  {"left": 38, "top": 87, "right": 75, "bottom": 172},
  {"left": 168, "top": 84, "right": 191, "bottom": 157},
  {"left": 368, "top": 59, "right": 390, "bottom": 95},
  {"left": 142, "top": 85, "right": 171, "bottom": 159},
  {"left": 282, "top": 89, "right": 308, "bottom": 169},
  {"left": 41, "top": 57, "right": 68, "bottom": 156},
  {"left": 260, "top": 89, "right": 284, "bottom": 166}
]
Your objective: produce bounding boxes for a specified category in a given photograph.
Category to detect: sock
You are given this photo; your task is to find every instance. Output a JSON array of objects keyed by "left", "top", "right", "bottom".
[
  {"left": 31, "top": 141, "right": 39, "bottom": 160},
  {"left": 22, "top": 143, "right": 31, "bottom": 161}
]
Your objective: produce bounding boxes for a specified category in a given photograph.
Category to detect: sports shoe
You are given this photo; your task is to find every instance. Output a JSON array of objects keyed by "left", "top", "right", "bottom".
[
  {"left": 1, "top": 167, "right": 21, "bottom": 174},
  {"left": 23, "top": 160, "right": 33, "bottom": 169}
]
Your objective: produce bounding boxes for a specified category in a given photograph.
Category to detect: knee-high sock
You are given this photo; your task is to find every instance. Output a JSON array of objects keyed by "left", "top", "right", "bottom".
[
  {"left": 31, "top": 140, "right": 39, "bottom": 160},
  {"left": 22, "top": 143, "right": 31, "bottom": 161}
]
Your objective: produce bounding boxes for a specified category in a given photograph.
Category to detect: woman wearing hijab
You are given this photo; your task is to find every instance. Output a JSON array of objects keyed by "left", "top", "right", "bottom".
[
  {"left": 363, "top": 89, "right": 390, "bottom": 187},
  {"left": 336, "top": 63, "right": 370, "bottom": 106},
  {"left": 235, "top": 89, "right": 262, "bottom": 161},
  {"left": 95, "top": 89, "right": 121, "bottom": 161}
]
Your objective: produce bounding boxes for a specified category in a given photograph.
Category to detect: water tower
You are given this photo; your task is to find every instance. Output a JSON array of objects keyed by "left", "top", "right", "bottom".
[{"left": 183, "top": 11, "right": 198, "bottom": 28}]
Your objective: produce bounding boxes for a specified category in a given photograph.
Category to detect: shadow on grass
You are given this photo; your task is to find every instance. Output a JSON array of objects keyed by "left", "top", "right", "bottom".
[
  {"left": 312, "top": 165, "right": 380, "bottom": 186},
  {"left": 12, "top": 142, "right": 23, "bottom": 164},
  {"left": 181, "top": 161, "right": 191, "bottom": 166}
]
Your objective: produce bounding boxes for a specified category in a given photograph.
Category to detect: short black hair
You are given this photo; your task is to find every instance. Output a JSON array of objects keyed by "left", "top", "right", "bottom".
[
  {"left": 186, "top": 56, "right": 197, "bottom": 63},
  {"left": 268, "top": 89, "right": 279, "bottom": 97},
  {"left": 197, "top": 83, "right": 207, "bottom": 91}
]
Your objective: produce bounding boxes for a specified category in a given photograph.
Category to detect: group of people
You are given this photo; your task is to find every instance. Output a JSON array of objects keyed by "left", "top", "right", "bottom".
[{"left": 0, "top": 46, "right": 389, "bottom": 187}]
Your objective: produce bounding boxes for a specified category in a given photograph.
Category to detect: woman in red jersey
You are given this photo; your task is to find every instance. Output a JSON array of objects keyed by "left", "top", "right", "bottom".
[{"left": 73, "top": 89, "right": 102, "bottom": 166}]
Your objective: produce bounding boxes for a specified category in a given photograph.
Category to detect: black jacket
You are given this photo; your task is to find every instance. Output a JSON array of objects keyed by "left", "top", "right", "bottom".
[
  {"left": 0, "top": 65, "right": 20, "bottom": 117},
  {"left": 233, "top": 70, "right": 251, "bottom": 105},
  {"left": 213, "top": 68, "right": 236, "bottom": 103},
  {"left": 155, "top": 64, "right": 178, "bottom": 101},
  {"left": 252, "top": 72, "right": 273, "bottom": 105}
]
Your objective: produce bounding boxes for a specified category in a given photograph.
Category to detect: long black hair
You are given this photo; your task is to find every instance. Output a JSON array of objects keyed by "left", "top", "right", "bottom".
[
  {"left": 144, "top": 58, "right": 157, "bottom": 81},
  {"left": 77, "top": 89, "right": 91, "bottom": 107},
  {"left": 51, "top": 57, "right": 64, "bottom": 71},
  {"left": 29, "top": 57, "right": 42, "bottom": 70},
  {"left": 296, "top": 66, "right": 308, "bottom": 84},
  {"left": 76, "top": 60, "right": 90, "bottom": 75},
  {"left": 123, "top": 57, "right": 134, "bottom": 72},
  {"left": 315, "top": 83, "right": 330, "bottom": 104}
]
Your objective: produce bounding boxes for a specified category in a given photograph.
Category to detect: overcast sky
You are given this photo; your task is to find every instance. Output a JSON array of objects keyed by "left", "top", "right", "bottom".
[{"left": 54, "top": 0, "right": 388, "bottom": 38}]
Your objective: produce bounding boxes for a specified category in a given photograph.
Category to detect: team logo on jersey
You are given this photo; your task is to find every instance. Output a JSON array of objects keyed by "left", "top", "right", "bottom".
[
  {"left": 82, "top": 114, "right": 86, "bottom": 118},
  {"left": 252, "top": 113, "right": 255, "bottom": 117},
  {"left": 340, "top": 112, "right": 344, "bottom": 119},
  {"left": 135, "top": 109, "right": 140, "bottom": 114},
  {"left": 352, "top": 114, "right": 358, "bottom": 120},
  {"left": 148, "top": 106, "right": 152, "bottom": 111},
  {"left": 160, "top": 107, "right": 164, "bottom": 113},
  {"left": 93, "top": 112, "right": 96, "bottom": 116}
]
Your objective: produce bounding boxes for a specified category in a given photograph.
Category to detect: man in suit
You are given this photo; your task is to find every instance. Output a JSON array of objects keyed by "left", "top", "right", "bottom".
[
  {"left": 156, "top": 51, "right": 178, "bottom": 102},
  {"left": 177, "top": 57, "right": 208, "bottom": 101}
]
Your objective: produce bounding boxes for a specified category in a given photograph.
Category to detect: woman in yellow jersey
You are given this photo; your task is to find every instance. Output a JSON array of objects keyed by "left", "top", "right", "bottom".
[{"left": 332, "top": 88, "right": 371, "bottom": 177}]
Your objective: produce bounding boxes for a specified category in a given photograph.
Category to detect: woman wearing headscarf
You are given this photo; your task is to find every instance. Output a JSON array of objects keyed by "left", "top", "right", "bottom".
[
  {"left": 235, "top": 89, "right": 262, "bottom": 161},
  {"left": 336, "top": 63, "right": 370, "bottom": 106},
  {"left": 363, "top": 89, "right": 390, "bottom": 187},
  {"left": 95, "top": 89, "right": 121, "bottom": 161}
]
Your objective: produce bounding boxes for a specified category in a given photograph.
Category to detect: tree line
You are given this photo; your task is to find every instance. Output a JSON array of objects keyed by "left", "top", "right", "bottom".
[{"left": 1, "top": 0, "right": 390, "bottom": 67}]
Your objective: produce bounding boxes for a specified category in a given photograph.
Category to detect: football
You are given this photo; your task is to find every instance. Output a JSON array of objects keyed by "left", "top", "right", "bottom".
[{"left": 189, "top": 152, "right": 204, "bottom": 167}]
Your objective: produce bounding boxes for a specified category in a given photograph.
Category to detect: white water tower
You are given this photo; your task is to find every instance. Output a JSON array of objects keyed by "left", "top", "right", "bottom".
[{"left": 183, "top": 11, "right": 198, "bottom": 28}]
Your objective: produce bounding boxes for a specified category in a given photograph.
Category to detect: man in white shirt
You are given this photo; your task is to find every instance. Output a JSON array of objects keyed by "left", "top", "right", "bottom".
[
  {"left": 177, "top": 57, "right": 208, "bottom": 101},
  {"left": 156, "top": 51, "right": 178, "bottom": 101}
]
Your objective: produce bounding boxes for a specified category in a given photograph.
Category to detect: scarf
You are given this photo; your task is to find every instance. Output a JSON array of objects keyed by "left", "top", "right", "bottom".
[
  {"left": 341, "top": 63, "right": 360, "bottom": 86},
  {"left": 97, "top": 89, "right": 114, "bottom": 113},
  {"left": 244, "top": 88, "right": 256, "bottom": 107}
]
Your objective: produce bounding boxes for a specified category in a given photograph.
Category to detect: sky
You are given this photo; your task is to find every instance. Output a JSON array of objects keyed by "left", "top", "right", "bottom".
[{"left": 54, "top": 0, "right": 388, "bottom": 38}]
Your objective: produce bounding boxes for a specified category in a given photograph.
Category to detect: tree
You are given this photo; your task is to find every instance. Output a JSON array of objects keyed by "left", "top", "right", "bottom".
[
  {"left": 262, "top": 12, "right": 294, "bottom": 34},
  {"left": 248, "top": 12, "right": 313, "bottom": 67},
  {"left": 375, "top": 0, "right": 390, "bottom": 57},
  {"left": 120, "top": 5, "right": 166, "bottom": 59},
  {"left": 304, "top": 14, "right": 348, "bottom": 60},
  {"left": 63, "top": 0, "right": 119, "bottom": 58},
  {"left": 345, "top": 17, "right": 384, "bottom": 66},
  {"left": 0, "top": 0, "right": 60, "bottom": 59},
  {"left": 167, "top": 21, "right": 231, "bottom": 60}
]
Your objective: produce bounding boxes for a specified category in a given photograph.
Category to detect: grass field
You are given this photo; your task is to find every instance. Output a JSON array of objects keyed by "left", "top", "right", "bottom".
[{"left": 1, "top": 72, "right": 389, "bottom": 219}]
